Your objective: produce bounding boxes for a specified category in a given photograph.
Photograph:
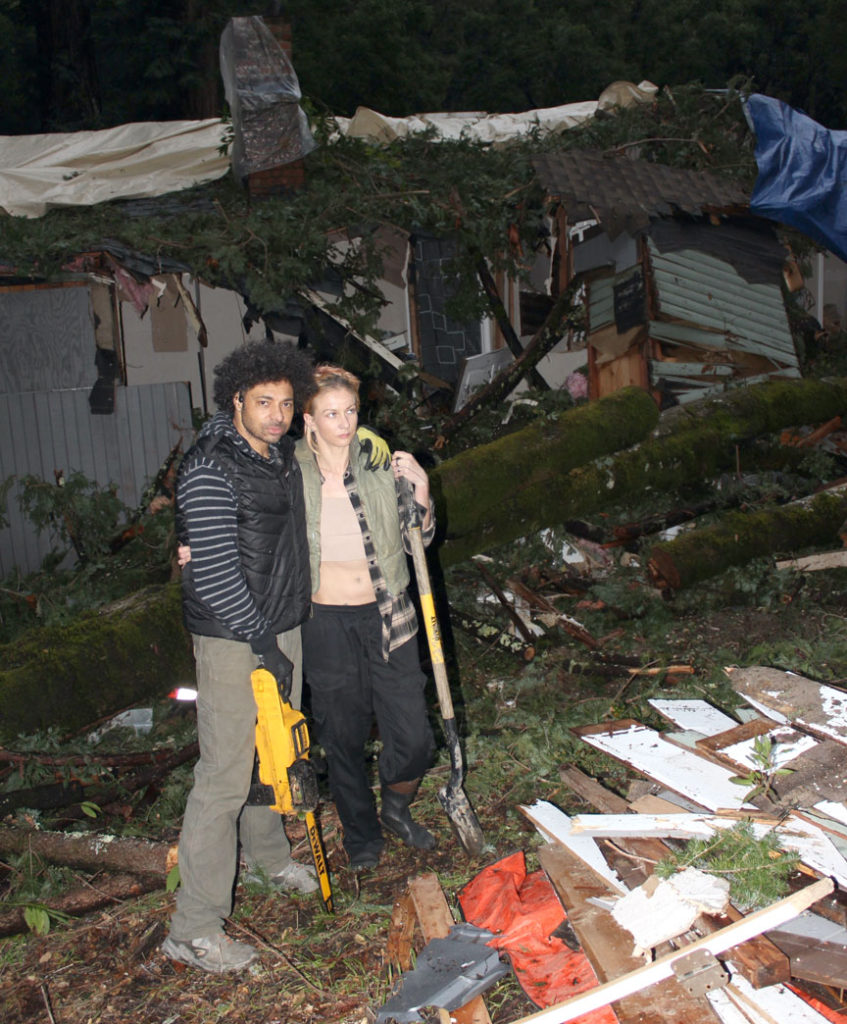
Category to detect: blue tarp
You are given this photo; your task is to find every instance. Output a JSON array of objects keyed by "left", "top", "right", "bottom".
[{"left": 747, "top": 93, "right": 847, "bottom": 263}]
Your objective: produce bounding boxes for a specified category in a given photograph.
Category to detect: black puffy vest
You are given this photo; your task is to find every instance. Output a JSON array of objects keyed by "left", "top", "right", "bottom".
[{"left": 180, "top": 426, "right": 311, "bottom": 640}]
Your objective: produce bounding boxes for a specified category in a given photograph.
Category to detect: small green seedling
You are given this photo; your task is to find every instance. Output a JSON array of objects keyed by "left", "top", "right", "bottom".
[{"left": 730, "top": 734, "right": 794, "bottom": 802}]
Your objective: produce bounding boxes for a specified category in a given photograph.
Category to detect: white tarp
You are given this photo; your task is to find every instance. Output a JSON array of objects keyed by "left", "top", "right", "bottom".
[
  {"left": 0, "top": 118, "right": 230, "bottom": 218},
  {"left": 337, "top": 80, "right": 657, "bottom": 145},
  {"left": 0, "top": 79, "right": 657, "bottom": 218}
]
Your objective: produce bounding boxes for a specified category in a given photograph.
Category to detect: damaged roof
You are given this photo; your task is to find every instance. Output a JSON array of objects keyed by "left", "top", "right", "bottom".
[{"left": 533, "top": 150, "right": 749, "bottom": 236}]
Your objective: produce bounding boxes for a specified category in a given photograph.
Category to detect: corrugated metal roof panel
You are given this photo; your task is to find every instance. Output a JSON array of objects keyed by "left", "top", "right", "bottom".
[{"left": 648, "top": 239, "right": 797, "bottom": 368}]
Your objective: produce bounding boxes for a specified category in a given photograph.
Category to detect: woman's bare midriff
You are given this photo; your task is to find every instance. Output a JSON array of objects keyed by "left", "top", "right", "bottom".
[{"left": 312, "top": 559, "right": 375, "bottom": 605}]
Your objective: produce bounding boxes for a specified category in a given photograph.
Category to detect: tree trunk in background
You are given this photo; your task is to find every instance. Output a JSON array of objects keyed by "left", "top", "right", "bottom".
[
  {"left": 431, "top": 385, "right": 660, "bottom": 566},
  {"left": 648, "top": 488, "right": 847, "bottom": 591},
  {"left": 34, "top": 0, "right": 101, "bottom": 129},
  {"left": 0, "top": 825, "right": 177, "bottom": 876},
  {"left": 0, "top": 873, "right": 162, "bottom": 938}
]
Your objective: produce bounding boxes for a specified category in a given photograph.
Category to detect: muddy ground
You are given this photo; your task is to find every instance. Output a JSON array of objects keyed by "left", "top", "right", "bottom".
[{"left": 4, "top": 548, "right": 847, "bottom": 1024}]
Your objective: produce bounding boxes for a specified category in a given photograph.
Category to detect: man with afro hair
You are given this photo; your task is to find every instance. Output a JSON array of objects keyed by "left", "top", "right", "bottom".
[{"left": 163, "top": 339, "right": 318, "bottom": 973}]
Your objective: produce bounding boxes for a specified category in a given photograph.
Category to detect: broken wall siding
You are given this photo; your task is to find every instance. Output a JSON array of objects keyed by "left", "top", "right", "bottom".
[
  {"left": 119, "top": 276, "right": 268, "bottom": 415},
  {"left": 0, "top": 284, "right": 97, "bottom": 393},
  {"left": 0, "top": 382, "right": 193, "bottom": 577},
  {"left": 648, "top": 240, "right": 799, "bottom": 371}
]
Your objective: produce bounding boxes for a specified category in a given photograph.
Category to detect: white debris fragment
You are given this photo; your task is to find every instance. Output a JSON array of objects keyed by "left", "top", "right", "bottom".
[{"left": 611, "top": 868, "right": 731, "bottom": 955}]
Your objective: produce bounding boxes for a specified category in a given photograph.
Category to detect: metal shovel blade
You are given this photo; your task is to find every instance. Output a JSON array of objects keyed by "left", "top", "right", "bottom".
[{"left": 435, "top": 705, "right": 485, "bottom": 857}]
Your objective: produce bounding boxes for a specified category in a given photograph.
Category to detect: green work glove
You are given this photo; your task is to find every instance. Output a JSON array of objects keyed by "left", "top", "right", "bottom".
[{"left": 357, "top": 425, "right": 391, "bottom": 471}]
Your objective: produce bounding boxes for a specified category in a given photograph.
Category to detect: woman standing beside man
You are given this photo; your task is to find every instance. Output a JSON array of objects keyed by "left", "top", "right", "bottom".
[{"left": 296, "top": 365, "right": 437, "bottom": 870}]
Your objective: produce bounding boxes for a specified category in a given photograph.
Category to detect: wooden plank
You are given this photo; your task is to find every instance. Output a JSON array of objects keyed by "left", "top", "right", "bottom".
[
  {"left": 649, "top": 699, "right": 738, "bottom": 736},
  {"left": 509, "top": 878, "right": 834, "bottom": 1024},
  {"left": 520, "top": 801, "right": 627, "bottom": 894},
  {"left": 714, "top": 974, "right": 833, "bottom": 1024},
  {"left": 558, "top": 766, "right": 629, "bottom": 814},
  {"left": 696, "top": 719, "right": 775, "bottom": 758},
  {"left": 727, "top": 666, "right": 847, "bottom": 747},
  {"left": 776, "top": 550, "right": 847, "bottom": 572},
  {"left": 561, "top": 810, "right": 847, "bottom": 888},
  {"left": 538, "top": 844, "right": 720, "bottom": 1024},
  {"left": 766, "top": 912, "right": 847, "bottom": 988},
  {"left": 699, "top": 904, "right": 789, "bottom": 990},
  {"left": 385, "top": 874, "right": 492, "bottom": 1024},
  {"left": 628, "top": 793, "right": 692, "bottom": 814},
  {"left": 573, "top": 720, "right": 753, "bottom": 812}
]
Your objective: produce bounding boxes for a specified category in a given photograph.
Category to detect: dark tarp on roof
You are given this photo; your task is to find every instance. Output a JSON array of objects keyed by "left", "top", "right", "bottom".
[{"left": 533, "top": 151, "right": 749, "bottom": 238}]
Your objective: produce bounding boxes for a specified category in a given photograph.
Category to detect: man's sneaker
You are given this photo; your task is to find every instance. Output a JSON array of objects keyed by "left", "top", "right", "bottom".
[
  {"left": 243, "top": 860, "right": 319, "bottom": 894},
  {"left": 161, "top": 933, "right": 257, "bottom": 973}
]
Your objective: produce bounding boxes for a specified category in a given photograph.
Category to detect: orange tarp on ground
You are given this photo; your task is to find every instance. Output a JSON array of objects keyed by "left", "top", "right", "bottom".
[{"left": 459, "top": 850, "right": 617, "bottom": 1024}]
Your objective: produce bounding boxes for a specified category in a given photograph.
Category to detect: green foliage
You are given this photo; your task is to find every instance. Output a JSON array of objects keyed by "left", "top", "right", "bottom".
[
  {"left": 729, "top": 734, "right": 795, "bottom": 801},
  {"left": 654, "top": 820, "right": 799, "bottom": 911},
  {"left": 18, "top": 471, "right": 126, "bottom": 564},
  {"left": 0, "top": 470, "right": 175, "bottom": 643},
  {"left": 165, "top": 864, "right": 181, "bottom": 894},
  {"left": 21, "top": 903, "right": 71, "bottom": 937}
]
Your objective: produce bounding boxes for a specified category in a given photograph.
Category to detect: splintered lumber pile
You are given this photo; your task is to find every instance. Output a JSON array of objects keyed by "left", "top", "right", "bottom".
[{"left": 519, "top": 675, "right": 847, "bottom": 1022}]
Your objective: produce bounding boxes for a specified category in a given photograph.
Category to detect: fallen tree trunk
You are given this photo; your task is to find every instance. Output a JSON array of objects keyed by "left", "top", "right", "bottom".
[
  {"left": 648, "top": 488, "right": 847, "bottom": 590},
  {"left": 0, "top": 825, "right": 178, "bottom": 876},
  {"left": 0, "top": 740, "right": 199, "bottom": 817},
  {"left": 432, "top": 385, "right": 661, "bottom": 564},
  {"left": 0, "top": 873, "right": 161, "bottom": 938},
  {"left": 0, "top": 582, "right": 194, "bottom": 743},
  {"left": 433, "top": 377, "right": 847, "bottom": 567}
]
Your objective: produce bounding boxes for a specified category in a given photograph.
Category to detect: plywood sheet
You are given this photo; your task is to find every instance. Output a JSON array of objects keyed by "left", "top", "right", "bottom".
[
  {"left": 649, "top": 699, "right": 738, "bottom": 736},
  {"left": 729, "top": 666, "right": 847, "bottom": 746},
  {"left": 573, "top": 720, "right": 754, "bottom": 812}
]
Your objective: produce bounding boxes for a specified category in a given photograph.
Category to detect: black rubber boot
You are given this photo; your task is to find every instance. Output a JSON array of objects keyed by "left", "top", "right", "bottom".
[{"left": 380, "top": 784, "right": 437, "bottom": 850}]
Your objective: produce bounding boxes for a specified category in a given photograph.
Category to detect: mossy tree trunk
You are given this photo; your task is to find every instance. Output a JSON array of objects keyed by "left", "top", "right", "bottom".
[
  {"left": 0, "top": 582, "right": 194, "bottom": 743},
  {"left": 648, "top": 489, "right": 847, "bottom": 590},
  {"left": 433, "top": 377, "right": 847, "bottom": 567},
  {"left": 432, "top": 385, "right": 661, "bottom": 565}
]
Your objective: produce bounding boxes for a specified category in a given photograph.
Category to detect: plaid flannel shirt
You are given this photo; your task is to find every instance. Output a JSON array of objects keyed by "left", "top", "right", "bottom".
[{"left": 342, "top": 465, "right": 435, "bottom": 660}]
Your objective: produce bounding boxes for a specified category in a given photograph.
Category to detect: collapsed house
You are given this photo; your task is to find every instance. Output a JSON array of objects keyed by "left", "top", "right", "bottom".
[{"left": 534, "top": 150, "right": 802, "bottom": 405}]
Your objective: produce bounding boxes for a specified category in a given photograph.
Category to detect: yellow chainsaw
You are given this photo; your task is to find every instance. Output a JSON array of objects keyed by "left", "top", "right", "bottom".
[{"left": 250, "top": 667, "right": 333, "bottom": 913}]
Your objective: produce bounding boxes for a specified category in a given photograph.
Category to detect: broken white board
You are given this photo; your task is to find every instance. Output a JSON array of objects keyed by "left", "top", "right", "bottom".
[
  {"left": 649, "top": 698, "right": 738, "bottom": 736},
  {"left": 721, "top": 725, "right": 818, "bottom": 771},
  {"left": 709, "top": 973, "right": 832, "bottom": 1024},
  {"left": 565, "top": 811, "right": 847, "bottom": 888},
  {"left": 575, "top": 721, "right": 755, "bottom": 811},
  {"left": 812, "top": 800, "right": 847, "bottom": 828},
  {"left": 736, "top": 692, "right": 790, "bottom": 725},
  {"left": 519, "top": 800, "right": 626, "bottom": 894},
  {"left": 770, "top": 910, "right": 847, "bottom": 945}
]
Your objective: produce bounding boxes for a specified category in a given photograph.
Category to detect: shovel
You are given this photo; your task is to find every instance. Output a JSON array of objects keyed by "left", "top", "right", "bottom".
[{"left": 403, "top": 481, "right": 485, "bottom": 856}]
